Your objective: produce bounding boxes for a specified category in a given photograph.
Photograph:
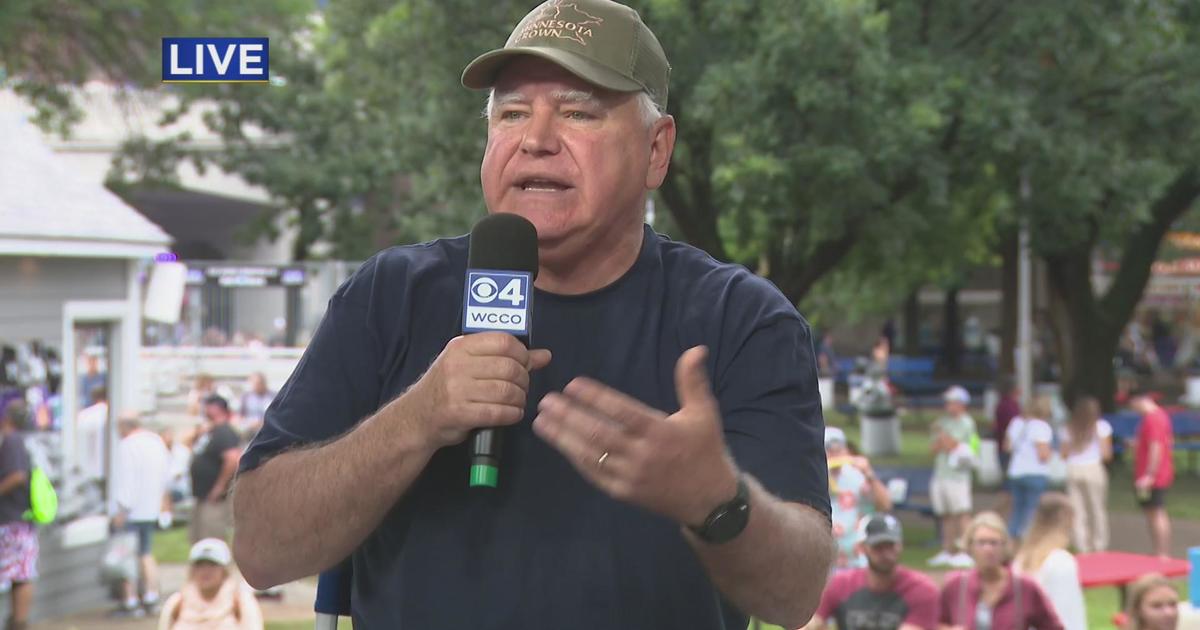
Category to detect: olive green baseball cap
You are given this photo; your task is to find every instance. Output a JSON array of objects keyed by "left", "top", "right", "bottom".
[{"left": 461, "top": 0, "right": 671, "bottom": 109}]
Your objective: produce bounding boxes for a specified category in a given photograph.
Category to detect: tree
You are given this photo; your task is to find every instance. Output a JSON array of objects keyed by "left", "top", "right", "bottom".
[
  {"left": 0, "top": 0, "right": 307, "bottom": 133},
  {"left": 995, "top": 0, "right": 1200, "bottom": 408}
]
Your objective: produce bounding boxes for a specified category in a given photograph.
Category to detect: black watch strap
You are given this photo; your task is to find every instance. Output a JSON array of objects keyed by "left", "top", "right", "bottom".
[{"left": 688, "top": 475, "right": 751, "bottom": 544}]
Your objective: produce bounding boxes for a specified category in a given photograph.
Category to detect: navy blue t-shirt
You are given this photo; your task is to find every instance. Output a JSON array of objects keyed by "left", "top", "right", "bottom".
[{"left": 240, "top": 224, "right": 830, "bottom": 629}]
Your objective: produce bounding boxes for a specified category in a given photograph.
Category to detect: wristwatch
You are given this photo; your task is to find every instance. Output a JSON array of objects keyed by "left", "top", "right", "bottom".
[{"left": 688, "top": 475, "right": 751, "bottom": 544}]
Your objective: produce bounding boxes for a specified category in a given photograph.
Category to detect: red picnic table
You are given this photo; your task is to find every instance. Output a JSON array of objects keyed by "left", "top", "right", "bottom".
[{"left": 1077, "top": 551, "right": 1190, "bottom": 607}]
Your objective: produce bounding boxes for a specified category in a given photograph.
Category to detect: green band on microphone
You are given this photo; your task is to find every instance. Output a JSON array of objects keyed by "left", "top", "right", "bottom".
[{"left": 470, "top": 463, "right": 499, "bottom": 488}]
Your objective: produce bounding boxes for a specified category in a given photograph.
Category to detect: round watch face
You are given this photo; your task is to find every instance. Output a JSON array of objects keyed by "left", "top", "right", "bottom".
[{"left": 704, "top": 500, "right": 750, "bottom": 543}]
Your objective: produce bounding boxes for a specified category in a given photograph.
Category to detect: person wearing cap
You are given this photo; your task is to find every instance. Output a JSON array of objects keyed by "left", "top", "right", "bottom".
[
  {"left": 157, "top": 538, "right": 263, "bottom": 630},
  {"left": 928, "top": 385, "right": 978, "bottom": 569},
  {"left": 806, "top": 514, "right": 939, "bottom": 630},
  {"left": 190, "top": 395, "right": 240, "bottom": 544},
  {"left": 825, "top": 427, "right": 892, "bottom": 571},
  {"left": 231, "top": 1, "right": 833, "bottom": 628}
]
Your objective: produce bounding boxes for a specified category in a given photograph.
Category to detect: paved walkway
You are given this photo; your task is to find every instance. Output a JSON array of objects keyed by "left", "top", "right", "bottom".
[
  {"left": 31, "top": 565, "right": 319, "bottom": 630},
  {"left": 972, "top": 489, "right": 1200, "bottom": 558}
]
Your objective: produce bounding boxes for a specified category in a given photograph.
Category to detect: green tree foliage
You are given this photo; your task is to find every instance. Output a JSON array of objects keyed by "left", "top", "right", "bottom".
[{"left": 8, "top": 1, "right": 1199, "bottom": 406}]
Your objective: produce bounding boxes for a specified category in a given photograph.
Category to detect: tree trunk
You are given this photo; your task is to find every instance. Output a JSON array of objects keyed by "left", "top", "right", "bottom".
[
  {"left": 941, "top": 286, "right": 962, "bottom": 375},
  {"left": 999, "top": 230, "right": 1018, "bottom": 378},
  {"left": 1043, "top": 168, "right": 1200, "bottom": 411},
  {"left": 903, "top": 288, "right": 921, "bottom": 356}
]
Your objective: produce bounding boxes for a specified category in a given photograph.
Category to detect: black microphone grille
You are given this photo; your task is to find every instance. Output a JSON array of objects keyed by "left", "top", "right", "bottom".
[{"left": 468, "top": 213, "right": 539, "bottom": 279}]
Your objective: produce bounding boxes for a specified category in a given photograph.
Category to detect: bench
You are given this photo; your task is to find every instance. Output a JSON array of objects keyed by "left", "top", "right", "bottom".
[
  {"left": 1105, "top": 410, "right": 1200, "bottom": 473},
  {"left": 874, "top": 466, "right": 941, "bottom": 545},
  {"left": 835, "top": 355, "right": 991, "bottom": 410}
]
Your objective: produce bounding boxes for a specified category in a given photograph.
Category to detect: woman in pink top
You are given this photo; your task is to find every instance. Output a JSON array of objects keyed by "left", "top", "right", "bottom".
[
  {"left": 158, "top": 539, "right": 263, "bottom": 630},
  {"left": 938, "top": 512, "right": 1062, "bottom": 630}
]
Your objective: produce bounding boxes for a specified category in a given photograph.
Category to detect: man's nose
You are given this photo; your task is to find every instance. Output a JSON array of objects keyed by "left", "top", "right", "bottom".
[{"left": 521, "top": 109, "right": 561, "bottom": 156}]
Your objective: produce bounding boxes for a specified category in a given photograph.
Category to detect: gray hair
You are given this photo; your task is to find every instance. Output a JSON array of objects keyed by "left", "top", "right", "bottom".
[{"left": 484, "top": 88, "right": 664, "bottom": 129}]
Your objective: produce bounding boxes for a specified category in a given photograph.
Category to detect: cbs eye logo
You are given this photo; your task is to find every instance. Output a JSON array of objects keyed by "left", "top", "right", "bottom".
[{"left": 471, "top": 277, "right": 500, "bottom": 304}]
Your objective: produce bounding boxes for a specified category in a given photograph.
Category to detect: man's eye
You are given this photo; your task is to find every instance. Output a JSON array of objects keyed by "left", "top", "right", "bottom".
[
  {"left": 499, "top": 110, "right": 526, "bottom": 121},
  {"left": 565, "top": 110, "right": 594, "bottom": 121}
]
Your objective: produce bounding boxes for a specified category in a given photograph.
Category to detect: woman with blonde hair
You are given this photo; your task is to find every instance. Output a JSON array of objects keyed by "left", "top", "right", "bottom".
[
  {"left": 1013, "top": 493, "right": 1086, "bottom": 630},
  {"left": 938, "top": 511, "right": 1063, "bottom": 629},
  {"left": 1122, "top": 574, "right": 1179, "bottom": 630},
  {"left": 1004, "top": 395, "right": 1055, "bottom": 538},
  {"left": 1060, "top": 395, "right": 1112, "bottom": 552}
]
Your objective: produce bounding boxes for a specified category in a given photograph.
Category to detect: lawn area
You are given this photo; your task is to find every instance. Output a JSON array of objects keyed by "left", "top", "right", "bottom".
[{"left": 152, "top": 524, "right": 191, "bottom": 564}]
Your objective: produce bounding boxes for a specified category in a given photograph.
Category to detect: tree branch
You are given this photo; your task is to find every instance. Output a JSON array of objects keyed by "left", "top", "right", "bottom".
[{"left": 1098, "top": 168, "right": 1200, "bottom": 334}]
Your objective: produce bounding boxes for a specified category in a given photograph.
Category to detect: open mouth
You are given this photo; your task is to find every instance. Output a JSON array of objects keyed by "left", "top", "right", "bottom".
[{"left": 516, "top": 177, "right": 572, "bottom": 192}]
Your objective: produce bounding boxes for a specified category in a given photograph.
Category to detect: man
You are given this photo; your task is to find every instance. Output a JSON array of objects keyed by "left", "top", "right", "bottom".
[
  {"left": 76, "top": 384, "right": 109, "bottom": 482},
  {"left": 190, "top": 395, "right": 240, "bottom": 543},
  {"left": 826, "top": 427, "right": 891, "bottom": 571},
  {"left": 806, "top": 514, "right": 939, "bottom": 630},
  {"left": 231, "top": 1, "right": 833, "bottom": 628},
  {"left": 78, "top": 352, "right": 106, "bottom": 410},
  {"left": 237, "top": 372, "right": 275, "bottom": 439},
  {"left": 0, "top": 402, "right": 37, "bottom": 630},
  {"left": 991, "top": 374, "right": 1020, "bottom": 514},
  {"left": 112, "top": 412, "right": 172, "bottom": 616},
  {"left": 1131, "top": 390, "right": 1174, "bottom": 558},
  {"left": 928, "top": 385, "right": 977, "bottom": 568}
]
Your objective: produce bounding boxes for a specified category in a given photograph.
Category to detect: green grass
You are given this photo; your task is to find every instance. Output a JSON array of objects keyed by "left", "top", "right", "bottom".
[
  {"left": 1106, "top": 452, "right": 1200, "bottom": 520},
  {"left": 152, "top": 524, "right": 192, "bottom": 564}
]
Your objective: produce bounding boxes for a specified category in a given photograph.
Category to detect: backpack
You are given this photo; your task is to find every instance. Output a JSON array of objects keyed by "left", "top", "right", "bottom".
[
  {"left": 24, "top": 465, "right": 57, "bottom": 525},
  {"left": 1, "top": 434, "right": 58, "bottom": 525}
]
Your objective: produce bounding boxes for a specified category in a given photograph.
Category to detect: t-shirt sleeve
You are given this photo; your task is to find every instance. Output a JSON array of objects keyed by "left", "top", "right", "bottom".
[
  {"left": 1097, "top": 419, "right": 1113, "bottom": 439},
  {"left": 815, "top": 572, "right": 848, "bottom": 620},
  {"left": 1026, "top": 577, "right": 1066, "bottom": 630},
  {"left": 239, "top": 292, "right": 384, "bottom": 474},
  {"left": 0, "top": 436, "right": 29, "bottom": 479},
  {"left": 1005, "top": 419, "right": 1021, "bottom": 444},
  {"left": 903, "top": 576, "right": 940, "bottom": 630},
  {"left": 215, "top": 425, "right": 241, "bottom": 454},
  {"left": 938, "top": 573, "right": 965, "bottom": 625},
  {"left": 716, "top": 315, "right": 830, "bottom": 520},
  {"left": 1147, "top": 414, "right": 1170, "bottom": 443}
]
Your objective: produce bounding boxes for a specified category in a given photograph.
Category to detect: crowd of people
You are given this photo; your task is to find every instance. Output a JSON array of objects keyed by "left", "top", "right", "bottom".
[
  {"left": 0, "top": 369, "right": 277, "bottom": 629},
  {"left": 108, "top": 371, "right": 276, "bottom": 627},
  {"left": 808, "top": 374, "right": 1184, "bottom": 630}
]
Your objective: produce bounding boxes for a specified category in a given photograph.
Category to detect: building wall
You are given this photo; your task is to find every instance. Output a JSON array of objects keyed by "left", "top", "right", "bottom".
[{"left": 0, "top": 256, "right": 127, "bottom": 347}]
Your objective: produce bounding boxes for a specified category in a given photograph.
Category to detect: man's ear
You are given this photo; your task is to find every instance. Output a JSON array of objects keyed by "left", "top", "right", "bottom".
[{"left": 645, "top": 115, "right": 676, "bottom": 190}]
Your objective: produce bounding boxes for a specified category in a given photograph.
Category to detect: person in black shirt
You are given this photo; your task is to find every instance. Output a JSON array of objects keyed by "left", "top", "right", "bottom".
[
  {"left": 231, "top": 1, "right": 834, "bottom": 628},
  {"left": 0, "top": 401, "right": 36, "bottom": 630},
  {"left": 189, "top": 395, "right": 240, "bottom": 544}
]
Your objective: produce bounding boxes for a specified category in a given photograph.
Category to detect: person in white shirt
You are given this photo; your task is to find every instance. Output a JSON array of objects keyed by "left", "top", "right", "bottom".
[
  {"left": 1059, "top": 396, "right": 1112, "bottom": 552},
  {"left": 112, "top": 412, "right": 173, "bottom": 616},
  {"left": 1004, "top": 396, "right": 1054, "bottom": 539},
  {"left": 76, "top": 386, "right": 109, "bottom": 482},
  {"left": 159, "top": 427, "right": 193, "bottom": 503},
  {"left": 1013, "top": 493, "right": 1086, "bottom": 630}
]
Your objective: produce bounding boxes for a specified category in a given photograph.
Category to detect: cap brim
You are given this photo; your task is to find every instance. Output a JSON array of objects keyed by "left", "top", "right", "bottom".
[
  {"left": 462, "top": 46, "right": 644, "bottom": 94},
  {"left": 865, "top": 534, "right": 902, "bottom": 546}
]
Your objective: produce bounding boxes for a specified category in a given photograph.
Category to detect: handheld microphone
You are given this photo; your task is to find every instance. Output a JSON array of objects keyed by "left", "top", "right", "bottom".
[{"left": 463, "top": 213, "right": 538, "bottom": 488}]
